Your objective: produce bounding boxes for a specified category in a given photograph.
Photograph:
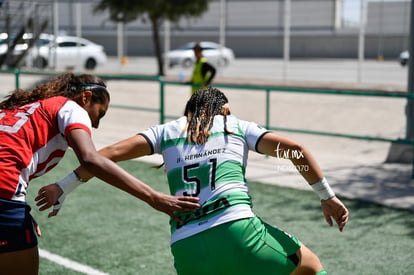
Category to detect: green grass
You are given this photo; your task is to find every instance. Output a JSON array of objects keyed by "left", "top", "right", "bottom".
[{"left": 27, "top": 150, "right": 414, "bottom": 275}]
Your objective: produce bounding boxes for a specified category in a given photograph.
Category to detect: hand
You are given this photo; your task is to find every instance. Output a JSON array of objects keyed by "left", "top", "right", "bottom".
[
  {"left": 150, "top": 191, "right": 200, "bottom": 222},
  {"left": 321, "top": 196, "right": 349, "bottom": 232},
  {"left": 35, "top": 184, "right": 64, "bottom": 217},
  {"left": 32, "top": 218, "right": 41, "bottom": 237},
  {"left": 47, "top": 193, "right": 66, "bottom": 218}
]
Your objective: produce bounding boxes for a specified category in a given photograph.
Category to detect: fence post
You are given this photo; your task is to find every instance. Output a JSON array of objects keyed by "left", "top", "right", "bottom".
[
  {"left": 266, "top": 89, "right": 270, "bottom": 129},
  {"left": 158, "top": 75, "right": 165, "bottom": 124},
  {"left": 412, "top": 139, "right": 414, "bottom": 178},
  {"left": 412, "top": 111, "right": 414, "bottom": 178},
  {"left": 14, "top": 68, "right": 20, "bottom": 90}
]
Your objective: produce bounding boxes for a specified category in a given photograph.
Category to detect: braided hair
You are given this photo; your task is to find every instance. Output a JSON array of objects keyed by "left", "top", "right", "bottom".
[
  {"left": 184, "top": 87, "right": 232, "bottom": 144},
  {"left": 153, "top": 87, "right": 232, "bottom": 169},
  {"left": 0, "top": 72, "right": 109, "bottom": 110}
]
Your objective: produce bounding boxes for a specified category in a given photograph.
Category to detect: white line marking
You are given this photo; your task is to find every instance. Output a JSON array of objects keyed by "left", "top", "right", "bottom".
[{"left": 39, "top": 248, "right": 109, "bottom": 275}]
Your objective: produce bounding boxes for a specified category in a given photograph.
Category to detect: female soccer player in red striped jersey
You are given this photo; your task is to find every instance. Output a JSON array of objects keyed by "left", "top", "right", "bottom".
[{"left": 0, "top": 73, "right": 199, "bottom": 275}]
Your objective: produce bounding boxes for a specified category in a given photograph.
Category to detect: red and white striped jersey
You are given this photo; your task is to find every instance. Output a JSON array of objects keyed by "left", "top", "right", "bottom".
[{"left": 0, "top": 96, "right": 92, "bottom": 202}]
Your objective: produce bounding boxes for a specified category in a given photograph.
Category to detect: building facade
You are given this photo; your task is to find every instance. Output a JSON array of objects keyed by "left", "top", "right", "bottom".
[{"left": 0, "top": 0, "right": 410, "bottom": 59}]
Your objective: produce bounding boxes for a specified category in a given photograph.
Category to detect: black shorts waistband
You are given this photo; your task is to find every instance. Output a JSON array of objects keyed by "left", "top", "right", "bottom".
[{"left": 0, "top": 198, "right": 31, "bottom": 227}]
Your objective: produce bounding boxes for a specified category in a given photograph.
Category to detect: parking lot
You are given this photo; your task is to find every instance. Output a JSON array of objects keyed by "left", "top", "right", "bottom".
[{"left": 99, "top": 56, "right": 408, "bottom": 89}]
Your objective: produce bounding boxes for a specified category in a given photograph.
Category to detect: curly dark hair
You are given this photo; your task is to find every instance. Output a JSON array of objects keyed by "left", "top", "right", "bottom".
[
  {"left": 0, "top": 72, "right": 109, "bottom": 110},
  {"left": 184, "top": 86, "right": 232, "bottom": 144}
]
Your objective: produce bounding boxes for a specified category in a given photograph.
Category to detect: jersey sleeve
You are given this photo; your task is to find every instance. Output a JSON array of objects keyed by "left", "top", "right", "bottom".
[
  {"left": 239, "top": 119, "right": 269, "bottom": 152},
  {"left": 139, "top": 124, "right": 165, "bottom": 154},
  {"left": 57, "top": 100, "right": 92, "bottom": 138}
]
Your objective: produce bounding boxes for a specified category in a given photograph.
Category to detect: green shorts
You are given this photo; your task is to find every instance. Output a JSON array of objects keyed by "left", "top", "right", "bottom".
[{"left": 171, "top": 215, "right": 301, "bottom": 275}]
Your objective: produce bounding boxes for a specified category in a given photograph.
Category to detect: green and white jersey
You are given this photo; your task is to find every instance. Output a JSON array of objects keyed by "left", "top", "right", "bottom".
[{"left": 140, "top": 115, "right": 269, "bottom": 244}]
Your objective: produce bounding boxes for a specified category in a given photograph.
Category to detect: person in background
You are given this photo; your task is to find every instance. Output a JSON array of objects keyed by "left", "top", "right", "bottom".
[
  {"left": 0, "top": 73, "right": 200, "bottom": 275},
  {"left": 189, "top": 42, "right": 216, "bottom": 94},
  {"left": 38, "top": 87, "right": 349, "bottom": 275}
]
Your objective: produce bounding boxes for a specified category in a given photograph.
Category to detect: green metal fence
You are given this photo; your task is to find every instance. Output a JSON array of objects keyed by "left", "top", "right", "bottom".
[{"left": 2, "top": 69, "right": 414, "bottom": 177}]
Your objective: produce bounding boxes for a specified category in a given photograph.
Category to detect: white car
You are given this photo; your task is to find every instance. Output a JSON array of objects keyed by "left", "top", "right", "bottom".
[
  {"left": 164, "top": 41, "right": 235, "bottom": 68},
  {"left": 0, "top": 33, "right": 51, "bottom": 67},
  {"left": 30, "top": 35, "right": 107, "bottom": 70},
  {"left": 399, "top": 50, "right": 409, "bottom": 66}
]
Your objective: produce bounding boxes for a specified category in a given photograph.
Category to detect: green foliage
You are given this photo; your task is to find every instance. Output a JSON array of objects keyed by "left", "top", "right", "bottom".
[
  {"left": 94, "top": 0, "right": 208, "bottom": 24},
  {"left": 93, "top": 0, "right": 210, "bottom": 75}
]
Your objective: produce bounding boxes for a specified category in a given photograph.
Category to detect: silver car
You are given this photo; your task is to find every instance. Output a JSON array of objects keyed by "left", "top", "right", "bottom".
[{"left": 164, "top": 41, "right": 235, "bottom": 68}]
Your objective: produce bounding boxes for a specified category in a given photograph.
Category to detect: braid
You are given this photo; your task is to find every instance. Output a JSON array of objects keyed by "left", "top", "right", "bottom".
[
  {"left": 155, "top": 87, "right": 230, "bottom": 169},
  {"left": 184, "top": 87, "right": 232, "bottom": 144},
  {"left": 0, "top": 73, "right": 109, "bottom": 110}
]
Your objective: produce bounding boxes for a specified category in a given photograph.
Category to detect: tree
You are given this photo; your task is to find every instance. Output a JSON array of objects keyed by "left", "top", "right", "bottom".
[{"left": 94, "top": 0, "right": 209, "bottom": 76}]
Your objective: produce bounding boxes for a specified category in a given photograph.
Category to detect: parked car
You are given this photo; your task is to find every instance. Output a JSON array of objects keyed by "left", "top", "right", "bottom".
[
  {"left": 0, "top": 33, "right": 29, "bottom": 56},
  {"left": 399, "top": 50, "right": 409, "bottom": 66},
  {"left": 0, "top": 32, "right": 51, "bottom": 67},
  {"left": 164, "top": 41, "right": 235, "bottom": 68},
  {"left": 30, "top": 35, "right": 107, "bottom": 70}
]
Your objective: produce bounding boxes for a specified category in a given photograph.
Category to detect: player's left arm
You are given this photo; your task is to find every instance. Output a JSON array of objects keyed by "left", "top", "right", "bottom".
[
  {"left": 257, "top": 132, "right": 349, "bottom": 231},
  {"left": 257, "top": 132, "right": 322, "bottom": 181}
]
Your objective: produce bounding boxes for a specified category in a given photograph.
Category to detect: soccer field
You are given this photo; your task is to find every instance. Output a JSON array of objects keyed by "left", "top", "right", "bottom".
[{"left": 27, "top": 150, "right": 414, "bottom": 275}]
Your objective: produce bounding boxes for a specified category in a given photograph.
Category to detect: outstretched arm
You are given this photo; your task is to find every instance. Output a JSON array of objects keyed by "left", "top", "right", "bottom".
[
  {"left": 36, "top": 131, "right": 199, "bottom": 220},
  {"left": 256, "top": 132, "right": 349, "bottom": 232},
  {"left": 77, "top": 134, "right": 152, "bottom": 181}
]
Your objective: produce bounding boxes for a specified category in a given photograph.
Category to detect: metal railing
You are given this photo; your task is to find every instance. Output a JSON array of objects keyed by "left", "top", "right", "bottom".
[{"left": 2, "top": 69, "right": 414, "bottom": 177}]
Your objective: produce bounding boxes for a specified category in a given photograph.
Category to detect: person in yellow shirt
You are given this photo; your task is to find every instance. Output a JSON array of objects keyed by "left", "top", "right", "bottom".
[{"left": 189, "top": 42, "right": 216, "bottom": 94}]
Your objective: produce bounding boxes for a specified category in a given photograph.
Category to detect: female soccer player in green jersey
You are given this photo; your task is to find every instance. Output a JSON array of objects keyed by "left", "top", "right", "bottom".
[{"left": 38, "top": 87, "right": 349, "bottom": 275}]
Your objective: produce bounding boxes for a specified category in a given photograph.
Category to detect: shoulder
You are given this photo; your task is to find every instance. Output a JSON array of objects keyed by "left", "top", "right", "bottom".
[
  {"left": 161, "top": 117, "right": 187, "bottom": 138},
  {"left": 141, "top": 116, "right": 187, "bottom": 139},
  {"left": 215, "top": 114, "right": 241, "bottom": 127},
  {"left": 40, "top": 96, "right": 73, "bottom": 113},
  {"left": 225, "top": 115, "right": 268, "bottom": 136},
  {"left": 52, "top": 97, "right": 86, "bottom": 116},
  {"left": 41, "top": 96, "right": 68, "bottom": 106},
  {"left": 54, "top": 97, "right": 91, "bottom": 133}
]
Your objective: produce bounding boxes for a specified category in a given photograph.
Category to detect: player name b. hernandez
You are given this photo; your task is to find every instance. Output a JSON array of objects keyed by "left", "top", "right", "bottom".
[{"left": 177, "top": 147, "right": 226, "bottom": 163}]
